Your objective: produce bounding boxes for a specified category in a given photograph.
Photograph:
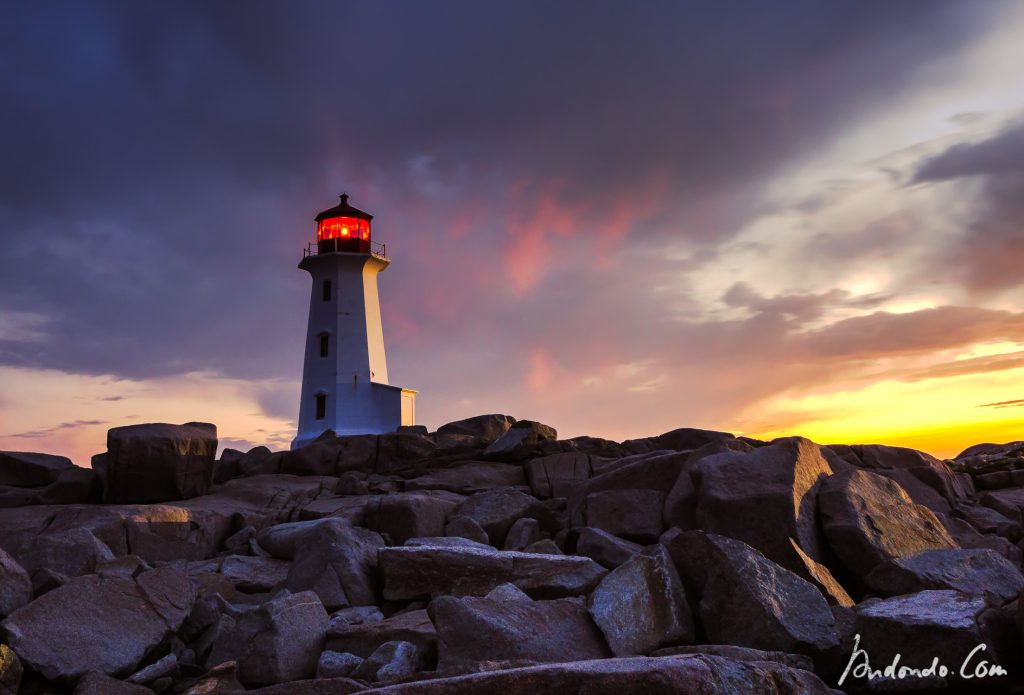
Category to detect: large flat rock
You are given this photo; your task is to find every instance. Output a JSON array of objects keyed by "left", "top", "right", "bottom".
[
  {"left": 864, "top": 548, "right": 1024, "bottom": 603},
  {"left": 379, "top": 544, "right": 606, "bottom": 600},
  {"left": 430, "top": 593, "right": 610, "bottom": 674}
]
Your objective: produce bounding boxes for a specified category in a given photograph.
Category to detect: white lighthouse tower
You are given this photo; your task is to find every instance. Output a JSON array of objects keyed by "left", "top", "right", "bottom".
[{"left": 291, "top": 194, "right": 417, "bottom": 449}]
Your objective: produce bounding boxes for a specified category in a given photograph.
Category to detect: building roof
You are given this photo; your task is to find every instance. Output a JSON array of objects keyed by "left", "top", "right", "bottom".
[{"left": 314, "top": 193, "right": 373, "bottom": 222}]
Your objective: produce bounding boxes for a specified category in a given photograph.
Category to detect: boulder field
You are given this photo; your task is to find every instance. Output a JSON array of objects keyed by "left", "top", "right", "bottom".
[{"left": 0, "top": 417, "right": 1022, "bottom": 693}]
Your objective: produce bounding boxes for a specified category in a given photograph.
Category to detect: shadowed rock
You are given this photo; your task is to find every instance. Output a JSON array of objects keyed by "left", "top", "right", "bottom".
[
  {"left": 318, "top": 650, "right": 364, "bottom": 679},
  {"left": 238, "top": 677, "right": 368, "bottom": 693},
  {"left": 695, "top": 437, "right": 833, "bottom": 574},
  {"left": 851, "top": 590, "right": 996, "bottom": 688},
  {"left": 178, "top": 661, "right": 245, "bottom": 694},
  {"left": 405, "top": 462, "right": 526, "bottom": 495},
  {"left": 575, "top": 527, "right": 643, "bottom": 569},
  {"left": 72, "top": 672, "right": 152, "bottom": 694},
  {"left": 326, "top": 608, "right": 436, "bottom": 664},
  {"left": 218, "top": 555, "right": 290, "bottom": 593},
  {"left": 364, "top": 491, "right": 464, "bottom": 544},
  {"left": 980, "top": 487, "right": 1024, "bottom": 525},
  {"left": 443, "top": 515, "right": 490, "bottom": 545},
  {"left": 207, "top": 590, "right": 329, "bottom": 687},
  {"left": 0, "top": 474, "right": 334, "bottom": 573},
  {"left": 429, "top": 593, "right": 610, "bottom": 674},
  {"left": 103, "top": 422, "right": 217, "bottom": 503},
  {"left": 379, "top": 544, "right": 606, "bottom": 600},
  {"left": 503, "top": 517, "right": 542, "bottom": 551},
  {"left": 864, "top": 548, "right": 1024, "bottom": 603},
  {"left": 281, "top": 433, "right": 345, "bottom": 476},
  {"left": 0, "top": 548, "right": 31, "bottom": 619},
  {"left": 665, "top": 532, "right": 839, "bottom": 658},
  {"left": 622, "top": 427, "right": 736, "bottom": 454},
  {"left": 375, "top": 432, "right": 439, "bottom": 475},
  {"left": 285, "top": 519, "right": 384, "bottom": 610},
  {"left": 19, "top": 527, "right": 115, "bottom": 578},
  {"left": 585, "top": 489, "right": 664, "bottom": 543},
  {"left": 449, "top": 488, "right": 556, "bottom": 547},
  {"left": 350, "top": 640, "right": 422, "bottom": 682},
  {"left": 363, "top": 653, "right": 838, "bottom": 694},
  {"left": 238, "top": 445, "right": 277, "bottom": 477},
  {"left": 525, "top": 452, "right": 593, "bottom": 499},
  {"left": 437, "top": 414, "right": 517, "bottom": 441},
  {"left": 0, "top": 566, "right": 195, "bottom": 682},
  {"left": 482, "top": 421, "right": 558, "bottom": 462},
  {"left": 37, "top": 465, "right": 100, "bottom": 505},
  {"left": 587, "top": 545, "right": 693, "bottom": 656},
  {"left": 818, "top": 469, "right": 956, "bottom": 578},
  {"left": 650, "top": 644, "right": 813, "bottom": 671},
  {"left": 0, "top": 451, "right": 73, "bottom": 488},
  {"left": 663, "top": 439, "right": 755, "bottom": 531},
  {"left": 126, "top": 652, "right": 177, "bottom": 684}
]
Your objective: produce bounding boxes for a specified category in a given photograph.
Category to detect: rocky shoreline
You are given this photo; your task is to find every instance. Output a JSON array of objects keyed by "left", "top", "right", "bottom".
[{"left": 1, "top": 416, "right": 1022, "bottom": 693}]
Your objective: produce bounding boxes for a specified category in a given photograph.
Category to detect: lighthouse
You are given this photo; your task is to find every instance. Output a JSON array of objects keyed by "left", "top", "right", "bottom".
[{"left": 291, "top": 194, "right": 417, "bottom": 449}]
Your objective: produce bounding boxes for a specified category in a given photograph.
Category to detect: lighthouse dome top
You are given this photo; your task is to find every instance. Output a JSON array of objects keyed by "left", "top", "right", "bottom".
[{"left": 315, "top": 193, "right": 373, "bottom": 223}]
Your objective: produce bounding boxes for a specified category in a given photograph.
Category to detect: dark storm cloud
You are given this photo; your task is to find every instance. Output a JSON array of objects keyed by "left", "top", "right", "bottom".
[
  {"left": 0, "top": 0, "right": 1001, "bottom": 385},
  {"left": 913, "top": 121, "right": 1024, "bottom": 295}
]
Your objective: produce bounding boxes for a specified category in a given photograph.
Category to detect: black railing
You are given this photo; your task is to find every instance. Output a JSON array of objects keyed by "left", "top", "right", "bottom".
[{"left": 304, "top": 239, "right": 386, "bottom": 259}]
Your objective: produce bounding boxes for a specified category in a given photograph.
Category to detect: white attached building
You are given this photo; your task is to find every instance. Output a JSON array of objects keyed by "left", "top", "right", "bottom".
[{"left": 291, "top": 194, "right": 416, "bottom": 449}]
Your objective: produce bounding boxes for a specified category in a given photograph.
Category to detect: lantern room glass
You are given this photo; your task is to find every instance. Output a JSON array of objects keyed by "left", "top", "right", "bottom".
[
  {"left": 316, "top": 215, "right": 371, "bottom": 253},
  {"left": 318, "top": 216, "right": 370, "bottom": 242}
]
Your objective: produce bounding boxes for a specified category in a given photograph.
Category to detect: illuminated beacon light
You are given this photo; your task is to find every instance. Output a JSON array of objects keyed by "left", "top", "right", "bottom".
[
  {"left": 313, "top": 195, "right": 373, "bottom": 253},
  {"left": 317, "top": 216, "right": 370, "bottom": 241}
]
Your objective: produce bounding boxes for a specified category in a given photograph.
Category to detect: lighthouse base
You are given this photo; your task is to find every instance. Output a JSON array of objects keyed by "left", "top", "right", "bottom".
[{"left": 291, "top": 382, "right": 417, "bottom": 450}]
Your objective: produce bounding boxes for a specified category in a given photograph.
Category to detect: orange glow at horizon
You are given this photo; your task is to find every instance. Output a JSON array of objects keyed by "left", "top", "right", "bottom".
[{"left": 738, "top": 365, "right": 1024, "bottom": 459}]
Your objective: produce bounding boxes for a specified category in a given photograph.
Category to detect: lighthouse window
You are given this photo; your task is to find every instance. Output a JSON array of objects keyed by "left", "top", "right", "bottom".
[
  {"left": 322, "top": 280, "right": 332, "bottom": 302},
  {"left": 319, "top": 334, "right": 329, "bottom": 358},
  {"left": 315, "top": 394, "right": 326, "bottom": 420}
]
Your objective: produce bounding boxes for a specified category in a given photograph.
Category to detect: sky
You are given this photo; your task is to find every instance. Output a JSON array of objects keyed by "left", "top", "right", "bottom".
[{"left": 2, "top": 1, "right": 1023, "bottom": 464}]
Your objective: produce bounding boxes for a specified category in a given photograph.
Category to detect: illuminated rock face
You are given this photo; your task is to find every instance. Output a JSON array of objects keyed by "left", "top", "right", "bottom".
[{"left": 292, "top": 196, "right": 416, "bottom": 448}]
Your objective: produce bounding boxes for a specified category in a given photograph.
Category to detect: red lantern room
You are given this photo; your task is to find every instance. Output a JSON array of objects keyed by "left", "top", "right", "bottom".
[{"left": 314, "top": 193, "right": 373, "bottom": 254}]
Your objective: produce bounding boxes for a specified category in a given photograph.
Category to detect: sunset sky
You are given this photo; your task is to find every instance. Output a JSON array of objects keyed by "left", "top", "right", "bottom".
[{"left": 2, "top": 1, "right": 1023, "bottom": 464}]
